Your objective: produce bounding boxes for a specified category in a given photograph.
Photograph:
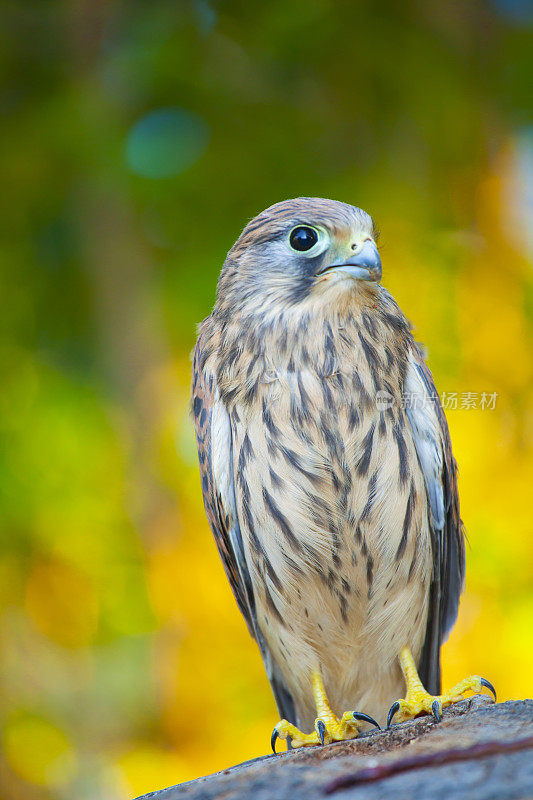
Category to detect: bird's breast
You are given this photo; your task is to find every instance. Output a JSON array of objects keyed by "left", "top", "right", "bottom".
[
  {"left": 231, "top": 358, "right": 432, "bottom": 713},
  {"left": 222, "top": 306, "right": 433, "bottom": 716}
]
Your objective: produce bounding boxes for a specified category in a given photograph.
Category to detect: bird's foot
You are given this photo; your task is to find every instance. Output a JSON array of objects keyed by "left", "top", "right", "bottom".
[
  {"left": 272, "top": 709, "right": 380, "bottom": 752},
  {"left": 387, "top": 648, "right": 496, "bottom": 727},
  {"left": 387, "top": 675, "right": 496, "bottom": 726}
]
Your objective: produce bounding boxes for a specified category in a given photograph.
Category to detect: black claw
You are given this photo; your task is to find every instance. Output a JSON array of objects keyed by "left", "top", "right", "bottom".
[
  {"left": 317, "top": 719, "right": 326, "bottom": 746},
  {"left": 387, "top": 701, "right": 400, "bottom": 729},
  {"left": 480, "top": 678, "right": 497, "bottom": 702},
  {"left": 431, "top": 699, "right": 442, "bottom": 723},
  {"left": 271, "top": 728, "right": 279, "bottom": 754},
  {"left": 352, "top": 711, "right": 381, "bottom": 730}
]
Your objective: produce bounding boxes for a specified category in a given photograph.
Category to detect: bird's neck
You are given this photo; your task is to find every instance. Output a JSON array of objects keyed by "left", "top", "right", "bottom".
[{"left": 206, "top": 287, "right": 413, "bottom": 409}]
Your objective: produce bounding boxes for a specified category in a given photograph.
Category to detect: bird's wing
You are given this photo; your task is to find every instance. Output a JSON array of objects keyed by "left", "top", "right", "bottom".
[
  {"left": 191, "top": 335, "right": 296, "bottom": 723},
  {"left": 403, "top": 348, "right": 465, "bottom": 694}
]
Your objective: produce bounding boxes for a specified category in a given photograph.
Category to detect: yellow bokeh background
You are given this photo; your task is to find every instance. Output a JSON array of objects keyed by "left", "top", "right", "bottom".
[{"left": 1, "top": 3, "right": 532, "bottom": 799}]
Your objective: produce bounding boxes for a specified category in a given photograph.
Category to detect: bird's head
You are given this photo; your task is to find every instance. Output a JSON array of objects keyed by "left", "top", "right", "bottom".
[{"left": 216, "top": 197, "right": 381, "bottom": 320}]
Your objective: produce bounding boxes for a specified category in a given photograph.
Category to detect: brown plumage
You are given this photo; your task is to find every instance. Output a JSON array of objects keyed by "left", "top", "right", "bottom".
[{"left": 191, "top": 198, "right": 466, "bottom": 740}]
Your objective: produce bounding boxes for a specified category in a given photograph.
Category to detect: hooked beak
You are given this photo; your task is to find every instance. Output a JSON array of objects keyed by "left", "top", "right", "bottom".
[{"left": 317, "top": 239, "right": 382, "bottom": 283}]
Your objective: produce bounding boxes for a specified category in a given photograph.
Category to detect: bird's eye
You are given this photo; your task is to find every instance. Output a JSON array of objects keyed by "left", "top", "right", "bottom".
[{"left": 289, "top": 226, "right": 318, "bottom": 252}]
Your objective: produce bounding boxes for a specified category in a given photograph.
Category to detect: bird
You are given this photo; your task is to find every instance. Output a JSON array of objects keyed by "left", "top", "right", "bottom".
[{"left": 191, "top": 197, "right": 495, "bottom": 751}]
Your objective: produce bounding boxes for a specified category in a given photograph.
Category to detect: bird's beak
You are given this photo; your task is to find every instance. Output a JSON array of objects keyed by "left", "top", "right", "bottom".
[{"left": 317, "top": 239, "right": 382, "bottom": 283}]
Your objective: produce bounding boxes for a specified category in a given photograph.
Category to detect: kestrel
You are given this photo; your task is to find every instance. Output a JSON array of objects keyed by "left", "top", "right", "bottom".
[{"left": 191, "top": 198, "right": 495, "bottom": 750}]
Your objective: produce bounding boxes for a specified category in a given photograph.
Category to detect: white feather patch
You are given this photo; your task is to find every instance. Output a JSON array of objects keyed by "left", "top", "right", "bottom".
[
  {"left": 210, "top": 393, "right": 234, "bottom": 510},
  {"left": 404, "top": 356, "right": 445, "bottom": 530}
]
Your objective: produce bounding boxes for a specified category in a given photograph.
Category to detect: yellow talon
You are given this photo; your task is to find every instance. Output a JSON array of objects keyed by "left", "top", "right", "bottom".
[
  {"left": 271, "top": 670, "right": 380, "bottom": 752},
  {"left": 271, "top": 719, "right": 320, "bottom": 750},
  {"left": 387, "top": 647, "right": 496, "bottom": 727}
]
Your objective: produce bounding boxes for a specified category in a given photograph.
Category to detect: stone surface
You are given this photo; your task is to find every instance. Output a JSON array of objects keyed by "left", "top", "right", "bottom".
[{"left": 135, "top": 697, "right": 533, "bottom": 800}]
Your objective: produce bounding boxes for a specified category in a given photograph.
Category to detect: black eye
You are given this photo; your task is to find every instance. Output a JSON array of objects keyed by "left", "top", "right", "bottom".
[{"left": 289, "top": 226, "right": 318, "bottom": 252}]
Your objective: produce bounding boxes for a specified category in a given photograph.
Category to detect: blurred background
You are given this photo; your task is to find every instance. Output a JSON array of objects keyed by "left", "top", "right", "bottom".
[{"left": 1, "top": 1, "right": 532, "bottom": 798}]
